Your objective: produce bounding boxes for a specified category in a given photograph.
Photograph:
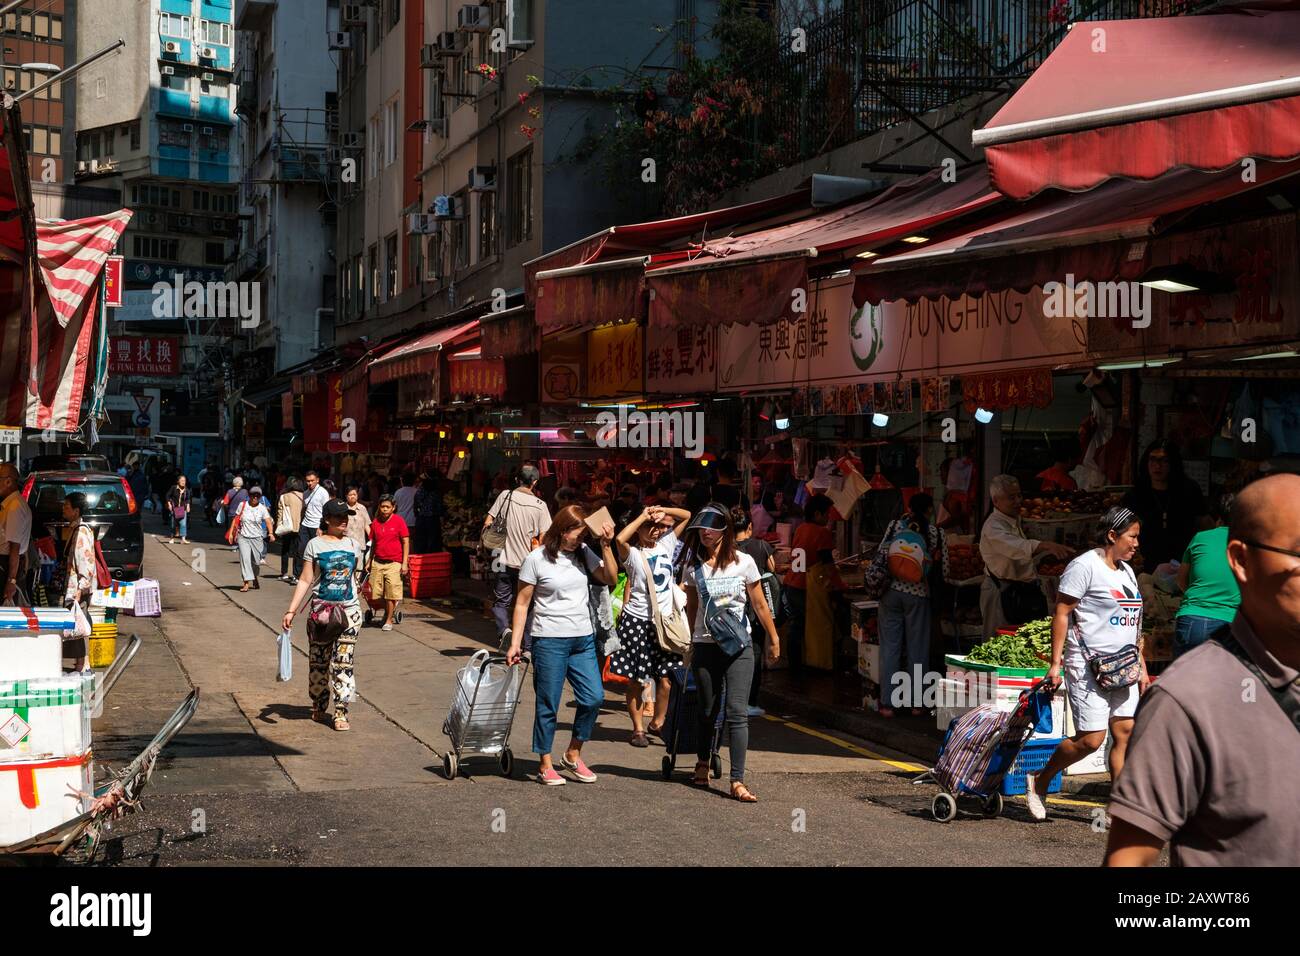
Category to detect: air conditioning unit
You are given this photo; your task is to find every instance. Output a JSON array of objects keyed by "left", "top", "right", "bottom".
[
  {"left": 457, "top": 5, "right": 490, "bottom": 32},
  {"left": 419, "top": 44, "right": 438, "bottom": 68},
  {"left": 468, "top": 165, "right": 496, "bottom": 192},
  {"left": 176, "top": 216, "right": 193, "bottom": 229},
  {"left": 164, "top": 41, "right": 180, "bottom": 54},
  {"left": 341, "top": 3, "right": 366, "bottom": 24},
  {"left": 161, "top": 65, "right": 175, "bottom": 75},
  {"left": 407, "top": 213, "right": 437, "bottom": 235},
  {"left": 181, "top": 124, "right": 194, "bottom": 132},
  {"left": 431, "top": 194, "right": 460, "bottom": 219},
  {"left": 200, "top": 47, "right": 216, "bottom": 59},
  {"left": 201, "top": 126, "right": 214, "bottom": 135},
  {"left": 201, "top": 72, "right": 215, "bottom": 82},
  {"left": 341, "top": 131, "right": 362, "bottom": 148},
  {"left": 144, "top": 212, "right": 162, "bottom": 226},
  {"left": 327, "top": 32, "right": 351, "bottom": 50},
  {"left": 434, "top": 31, "right": 460, "bottom": 55}
]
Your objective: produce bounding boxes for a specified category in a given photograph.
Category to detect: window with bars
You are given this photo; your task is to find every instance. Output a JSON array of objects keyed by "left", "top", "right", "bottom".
[
  {"left": 507, "top": 146, "right": 533, "bottom": 246},
  {"left": 478, "top": 189, "right": 497, "bottom": 261}
]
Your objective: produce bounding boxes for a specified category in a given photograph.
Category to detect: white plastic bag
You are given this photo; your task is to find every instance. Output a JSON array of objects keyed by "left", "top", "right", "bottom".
[
  {"left": 276, "top": 630, "right": 293, "bottom": 682},
  {"left": 66, "top": 600, "right": 91, "bottom": 639},
  {"left": 447, "top": 649, "right": 517, "bottom": 732}
]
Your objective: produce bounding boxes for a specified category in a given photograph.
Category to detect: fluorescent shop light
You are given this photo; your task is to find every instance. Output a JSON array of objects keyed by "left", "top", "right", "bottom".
[
  {"left": 974, "top": 408, "right": 994, "bottom": 424},
  {"left": 872, "top": 412, "right": 889, "bottom": 427}
]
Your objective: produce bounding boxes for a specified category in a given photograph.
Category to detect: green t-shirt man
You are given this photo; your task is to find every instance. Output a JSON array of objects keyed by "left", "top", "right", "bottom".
[{"left": 1176, "top": 526, "right": 1240, "bottom": 623}]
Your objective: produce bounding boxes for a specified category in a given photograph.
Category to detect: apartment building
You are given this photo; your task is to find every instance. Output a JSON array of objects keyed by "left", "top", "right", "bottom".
[
  {"left": 0, "top": 1, "right": 76, "bottom": 186},
  {"left": 333, "top": 0, "right": 721, "bottom": 344},
  {"left": 232, "top": 0, "right": 339, "bottom": 373}
]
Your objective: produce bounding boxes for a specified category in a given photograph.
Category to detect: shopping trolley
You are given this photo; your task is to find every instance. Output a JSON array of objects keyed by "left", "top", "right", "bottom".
[{"left": 440, "top": 650, "right": 529, "bottom": 780}]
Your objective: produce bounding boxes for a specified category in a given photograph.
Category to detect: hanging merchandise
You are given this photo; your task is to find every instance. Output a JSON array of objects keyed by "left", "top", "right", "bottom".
[
  {"left": 538, "top": 458, "right": 552, "bottom": 478},
  {"left": 792, "top": 388, "right": 807, "bottom": 417},
  {"left": 792, "top": 438, "right": 811, "bottom": 480},
  {"left": 921, "top": 377, "right": 951, "bottom": 413},
  {"left": 809, "top": 457, "right": 836, "bottom": 492},
  {"left": 827, "top": 461, "right": 872, "bottom": 520}
]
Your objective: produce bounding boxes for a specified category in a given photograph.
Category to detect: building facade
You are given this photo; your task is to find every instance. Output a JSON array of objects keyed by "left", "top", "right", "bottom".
[
  {"left": 233, "top": 0, "right": 339, "bottom": 375},
  {"left": 0, "top": 1, "right": 77, "bottom": 187}
]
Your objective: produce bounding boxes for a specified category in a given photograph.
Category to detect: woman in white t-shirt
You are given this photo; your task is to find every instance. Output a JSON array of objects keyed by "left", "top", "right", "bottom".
[
  {"left": 609, "top": 504, "right": 691, "bottom": 747},
  {"left": 680, "top": 503, "right": 780, "bottom": 803},
  {"left": 1026, "top": 507, "right": 1151, "bottom": 821},
  {"left": 235, "top": 487, "right": 276, "bottom": 591},
  {"left": 506, "top": 505, "right": 618, "bottom": 787}
]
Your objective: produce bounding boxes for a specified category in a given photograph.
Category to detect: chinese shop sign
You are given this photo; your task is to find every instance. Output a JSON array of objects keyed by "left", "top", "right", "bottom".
[
  {"left": 104, "top": 256, "right": 124, "bottom": 308},
  {"left": 110, "top": 335, "right": 180, "bottom": 375},
  {"left": 449, "top": 358, "right": 507, "bottom": 398},
  {"left": 586, "top": 322, "right": 643, "bottom": 398},
  {"left": 646, "top": 324, "right": 717, "bottom": 394},
  {"left": 961, "top": 368, "right": 1054, "bottom": 413}
]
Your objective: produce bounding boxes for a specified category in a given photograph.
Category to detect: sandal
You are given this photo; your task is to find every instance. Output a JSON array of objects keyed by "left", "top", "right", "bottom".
[
  {"left": 731, "top": 780, "right": 758, "bottom": 803},
  {"left": 333, "top": 716, "right": 350, "bottom": 732},
  {"left": 239, "top": 584, "right": 251, "bottom": 592},
  {"left": 691, "top": 761, "right": 711, "bottom": 787},
  {"left": 630, "top": 732, "right": 649, "bottom": 748},
  {"left": 310, "top": 710, "right": 331, "bottom": 724}
]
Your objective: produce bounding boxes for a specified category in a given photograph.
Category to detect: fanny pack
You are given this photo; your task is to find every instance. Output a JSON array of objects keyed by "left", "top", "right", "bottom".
[
  {"left": 1076, "top": 633, "right": 1142, "bottom": 690},
  {"left": 307, "top": 597, "right": 350, "bottom": 639},
  {"left": 693, "top": 562, "right": 751, "bottom": 657}
]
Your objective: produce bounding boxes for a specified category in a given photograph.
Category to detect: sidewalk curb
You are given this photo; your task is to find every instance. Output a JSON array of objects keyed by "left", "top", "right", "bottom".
[{"left": 758, "top": 686, "right": 1112, "bottom": 800}]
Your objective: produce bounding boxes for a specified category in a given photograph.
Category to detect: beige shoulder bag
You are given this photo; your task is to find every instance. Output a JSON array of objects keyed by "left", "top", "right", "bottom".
[{"left": 639, "top": 549, "right": 692, "bottom": 656}]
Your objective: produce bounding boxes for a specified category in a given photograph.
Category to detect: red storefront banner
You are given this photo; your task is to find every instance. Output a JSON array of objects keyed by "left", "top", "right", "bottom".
[
  {"left": 104, "top": 256, "right": 124, "bottom": 308},
  {"left": 586, "top": 323, "right": 642, "bottom": 398},
  {"left": 962, "top": 367, "right": 1053, "bottom": 413},
  {"left": 448, "top": 358, "right": 506, "bottom": 398},
  {"left": 281, "top": 390, "right": 295, "bottom": 430},
  {"left": 109, "top": 335, "right": 180, "bottom": 375},
  {"left": 327, "top": 373, "right": 347, "bottom": 452}
]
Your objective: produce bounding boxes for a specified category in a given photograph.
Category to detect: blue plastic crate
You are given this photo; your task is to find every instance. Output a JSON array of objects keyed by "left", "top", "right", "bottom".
[{"left": 1000, "top": 737, "right": 1065, "bottom": 796}]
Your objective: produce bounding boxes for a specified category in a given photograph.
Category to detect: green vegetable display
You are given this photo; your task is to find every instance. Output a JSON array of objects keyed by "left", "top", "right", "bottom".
[{"left": 966, "top": 617, "right": 1052, "bottom": 668}]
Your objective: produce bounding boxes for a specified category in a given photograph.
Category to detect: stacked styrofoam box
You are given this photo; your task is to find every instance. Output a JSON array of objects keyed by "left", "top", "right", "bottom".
[{"left": 0, "top": 609, "right": 94, "bottom": 846}]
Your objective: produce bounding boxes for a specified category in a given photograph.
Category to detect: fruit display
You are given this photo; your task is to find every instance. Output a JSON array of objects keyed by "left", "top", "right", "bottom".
[
  {"left": 947, "top": 543, "right": 984, "bottom": 580},
  {"left": 1021, "top": 490, "right": 1125, "bottom": 520}
]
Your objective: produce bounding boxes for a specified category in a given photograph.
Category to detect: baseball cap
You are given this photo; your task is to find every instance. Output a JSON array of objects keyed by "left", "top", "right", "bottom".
[
  {"left": 249, "top": 486, "right": 263, "bottom": 497},
  {"left": 323, "top": 498, "right": 355, "bottom": 519},
  {"left": 685, "top": 503, "right": 729, "bottom": 532}
]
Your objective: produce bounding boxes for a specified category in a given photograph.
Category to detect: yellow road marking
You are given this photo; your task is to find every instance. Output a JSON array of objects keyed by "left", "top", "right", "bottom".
[{"left": 762, "top": 715, "right": 1108, "bottom": 808}]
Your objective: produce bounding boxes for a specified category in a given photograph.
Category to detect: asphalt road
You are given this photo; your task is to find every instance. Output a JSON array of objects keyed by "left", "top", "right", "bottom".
[{"left": 73, "top": 517, "right": 1115, "bottom": 866}]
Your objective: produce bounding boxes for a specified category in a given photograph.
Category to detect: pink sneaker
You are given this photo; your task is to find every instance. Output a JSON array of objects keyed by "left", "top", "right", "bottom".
[
  {"left": 538, "top": 766, "right": 566, "bottom": 786},
  {"left": 561, "top": 754, "right": 598, "bottom": 783}
]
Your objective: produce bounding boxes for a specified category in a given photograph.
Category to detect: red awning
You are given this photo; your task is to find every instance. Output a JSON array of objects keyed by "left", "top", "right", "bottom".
[
  {"left": 853, "top": 158, "right": 1300, "bottom": 304},
  {"left": 369, "top": 320, "right": 479, "bottom": 385},
  {"left": 975, "top": 11, "right": 1300, "bottom": 200},
  {"left": 646, "top": 168, "right": 1000, "bottom": 327},
  {"left": 523, "top": 187, "right": 812, "bottom": 304}
]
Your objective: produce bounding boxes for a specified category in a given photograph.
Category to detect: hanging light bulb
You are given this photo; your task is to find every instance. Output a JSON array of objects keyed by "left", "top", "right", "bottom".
[
  {"left": 437, "top": 428, "right": 447, "bottom": 439},
  {"left": 477, "top": 430, "right": 485, "bottom": 440},
  {"left": 486, "top": 429, "right": 497, "bottom": 440},
  {"left": 456, "top": 447, "right": 466, "bottom": 459},
  {"left": 974, "top": 408, "right": 994, "bottom": 424},
  {"left": 872, "top": 412, "right": 890, "bottom": 428},
  {"left": 466, "top": 431, "right": 475, "bottom": 442}
]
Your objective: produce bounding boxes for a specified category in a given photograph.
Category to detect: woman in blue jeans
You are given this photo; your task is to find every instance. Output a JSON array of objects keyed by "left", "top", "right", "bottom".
[
  {"left": 1173, "top": 493, "right": 1239, "bottom": 657},
  {"left": 877, "top": 494, "right": 949, "bottom": 717},
  {"left": 506, "top": 505, "right": 617, "bottom": 786}
]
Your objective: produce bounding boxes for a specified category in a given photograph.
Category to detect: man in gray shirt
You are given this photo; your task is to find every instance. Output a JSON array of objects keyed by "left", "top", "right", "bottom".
[
  {"left": 483, "top": 465, "right": 552, "bottom": 648},
  {"left": 1105, "top": 473, "right": 1300, "bottom": 866}
]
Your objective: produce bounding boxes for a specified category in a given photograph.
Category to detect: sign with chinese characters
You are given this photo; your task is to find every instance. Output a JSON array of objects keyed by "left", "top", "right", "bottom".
[
  {"left": 961, "top": 367, "right": 1054, "bottom": 413},
  {"left": 449, "top": 358, "right": 507, "bottom": 398},
  {"left": 716, "top": 277, "right": 849, "bottom": 392},
  {"left": 540, "top": 331, "right": 585, "bottom": 405},
  {"left": 104, "top": 256, "right": 124, "bottom": 308},
  {"left": 586, "top": 322, "right": 643, "bottom": 398},
  {"left": 327, "top": 373, "right": 347, "bottom": 451},
  {"left": 110, "top": 336, "right": 180, "bottom": 375},
  {"left": 646, "top": 324, "right": 716, "bottom": 394}
]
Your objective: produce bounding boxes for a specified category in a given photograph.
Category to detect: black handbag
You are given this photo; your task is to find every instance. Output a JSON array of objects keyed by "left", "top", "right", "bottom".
[
  {"left": 693, "top": 562, "right": 751, "bottom": 656},
  {"left": 987, "top": 569, "right": 1048, "bottom": 626}
]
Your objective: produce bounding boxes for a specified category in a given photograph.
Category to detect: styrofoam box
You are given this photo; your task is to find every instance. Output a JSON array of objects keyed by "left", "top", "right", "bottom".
[
  {"left": 0, "top": 750, "right": 92, "bottom": 846},
  {"left": 856, "top": 641, "right": 881, "bottom": 683},
  {"left": 0, "top": 633, "right": 64, "bottom": 681},
  {"left": 0, "top": 676, "right": 92, "bottom": 763}
]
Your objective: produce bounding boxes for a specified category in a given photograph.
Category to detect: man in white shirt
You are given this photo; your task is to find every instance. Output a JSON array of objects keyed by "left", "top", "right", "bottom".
[
  {"left": 483, "top": 465, "right": 553, "bottom": 647},
  {"left": 294, "top": 470, "right": 331, "bottom": 585},
  {"left": 393, "top": 472, "right": 418, "bottom": 526},
  {"left": 978, "top": 474, "right": 1073, "bottom": 638},
  {"left": 0, "top": 463, "right": 32, "bottom": 604}
]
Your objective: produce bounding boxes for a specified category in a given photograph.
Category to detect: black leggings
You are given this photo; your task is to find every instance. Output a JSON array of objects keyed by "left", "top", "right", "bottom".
[{"left": 691, "top": 641, "right": 755, "bottom": 781}]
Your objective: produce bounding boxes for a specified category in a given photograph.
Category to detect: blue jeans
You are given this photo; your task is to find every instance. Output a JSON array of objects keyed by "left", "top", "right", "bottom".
[
  {"left": 530, "top": 633, "right": 603, "bottom": 755},
  {"left": 172, "top": 514, "right": 187, "bottom": 539},
  {"left": 879, "top": 588, "right": 932, "bottom": 708},
  {"left": 1173, "top": 614, "right": 1230, "bottom": 659}
]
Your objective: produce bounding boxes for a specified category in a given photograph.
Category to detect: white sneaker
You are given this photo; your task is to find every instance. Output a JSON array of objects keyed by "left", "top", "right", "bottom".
[
  {"left": 746, "top": 705, "right": 765, "bottom": 718},
  {"left": 381, "top": 621, "right": 393, "bottom": 631},
  {"left": 1024, "top": 773, "right": 1048, "bottom": 821}
]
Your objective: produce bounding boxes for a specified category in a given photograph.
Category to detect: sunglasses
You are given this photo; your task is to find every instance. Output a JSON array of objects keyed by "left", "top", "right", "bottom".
[{"left": 1242, "top": 539, "right": 1300, "bottom": 562}]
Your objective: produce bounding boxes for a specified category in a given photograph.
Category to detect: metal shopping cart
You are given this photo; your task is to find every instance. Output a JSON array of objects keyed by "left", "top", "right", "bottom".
[
  {"left": 912, "top": 679, "right": 1056, "bottom": 822},
  {"left": 440, "top": 650, "right": 529, "bottom": 780}
]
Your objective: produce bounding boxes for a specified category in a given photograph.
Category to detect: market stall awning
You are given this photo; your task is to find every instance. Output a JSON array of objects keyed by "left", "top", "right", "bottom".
[
  {"left": 853, "top": 158, "right": 1300, "bottom": 304},
  {"left": 973, "top": 11, "right": 1300, "bottom": 200},
  {"left": 369, "top": 319, "right": 479, "bottom": 385},
  {"left": 645, "top": 168, "right": 1000, "bottom": 328}
]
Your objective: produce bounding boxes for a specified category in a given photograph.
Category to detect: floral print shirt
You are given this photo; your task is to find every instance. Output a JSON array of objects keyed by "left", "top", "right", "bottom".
[{"left": 65, "top": 523, "right": 96, "bottom": 603}]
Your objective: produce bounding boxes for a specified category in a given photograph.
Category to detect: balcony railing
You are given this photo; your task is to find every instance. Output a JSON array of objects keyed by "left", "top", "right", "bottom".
[{"left": 746, "top": 0, "right": 1219, "bottom": 167}]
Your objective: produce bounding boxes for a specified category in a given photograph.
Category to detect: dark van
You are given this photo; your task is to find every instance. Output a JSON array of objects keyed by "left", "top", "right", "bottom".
[{"left": 22, "top": 471, "right": 145, "bottom": 580}]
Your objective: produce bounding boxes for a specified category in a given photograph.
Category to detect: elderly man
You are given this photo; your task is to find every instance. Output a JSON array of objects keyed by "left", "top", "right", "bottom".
[
  {"left": 0, "top": 463, "right": 33, "bottom": 604},
  {"left": 1104, "top": 473, "right": 1300, "bottom": 866},
  {"left": 978, "top": 474, "right": 1073, "bottom": 638}
]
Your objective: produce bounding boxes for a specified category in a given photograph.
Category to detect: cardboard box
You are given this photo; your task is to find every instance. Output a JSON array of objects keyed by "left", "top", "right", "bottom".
[
  {"left": 0, "top": 750, "right": 92, "bottom": 846},
  {"left": 0, "top": 676, "right": 92, "bottom": 762},
  {"left": 0, "top": 633, "right": 64, "bottom": 681}
]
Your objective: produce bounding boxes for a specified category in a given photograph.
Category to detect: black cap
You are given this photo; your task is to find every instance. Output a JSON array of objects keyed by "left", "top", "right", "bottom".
[{"left": 323, "top": 498, "right": 355, "bottom": 519}]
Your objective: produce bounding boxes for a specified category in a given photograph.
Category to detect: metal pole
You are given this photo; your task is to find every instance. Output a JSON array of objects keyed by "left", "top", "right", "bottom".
[{"left": 8, "top": 38, "right": 126, "bottom": 106}]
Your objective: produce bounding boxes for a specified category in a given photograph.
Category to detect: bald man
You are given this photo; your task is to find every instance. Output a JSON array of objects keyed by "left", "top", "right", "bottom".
[{"left": 1104, "top": 474, "right": 1300, "bottom": 866}]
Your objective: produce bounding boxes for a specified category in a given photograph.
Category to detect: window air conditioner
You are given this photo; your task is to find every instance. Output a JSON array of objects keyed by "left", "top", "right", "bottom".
[
  {"left": 434, "top": 31, "right": 459, "bottom": 55},
  {"left": 407, "top": 213, "right": 436, "bottom": 235},
  {"left": 181, "top": 124, "right": 194, "bottom": 132},
  {"left": 201, "top": 72, "right": 215, "bottom": 82},
  {"left": 201, "top": 127, "right": 214, "bottom": 135},
  {"left": 468, "top": 165, "right": 496, "bottom": 192},
  {"left": 164, "top": 41, "right": 180, "bottom": 54},
  {"left": 341, "top": 131, "right": 362, "bottom": 148},
  {"left": 161, "top": 65, "right": 175, "bottom": 75},
  {"left": 327, "top": 32, "right": 351, "bottom": 50},
  {"left": 457, "top": 5, "right": 490, "bottom": 32},
  {"left": 341, "top": 4, "right": 366, "bottom": 25}
]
